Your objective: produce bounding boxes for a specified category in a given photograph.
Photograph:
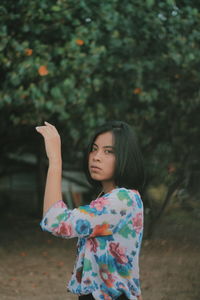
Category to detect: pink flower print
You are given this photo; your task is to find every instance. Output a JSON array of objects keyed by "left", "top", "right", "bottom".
[
  {"left": 101, "top": 291, "right": 113, "bottom": 300},
  {"left": 99, "top": 265, "right": 115, "bottom": 288},
  {"left": 90, "top": 197, "right": 109, "bottom": 211},
  {"left": 54, "top": 222, "right": 72, "bottom": 237},
  {"left": 54, "top": 200, "right": 67, "bottom": 208},
  {"left": 86, "top": 238, "right": 98, "bottom": 253},
  {"left": 109, "top": 242, "right": 128, "bottom": 264},
  {"left": 132, "top": 212, "right": 143, "bottom": 233}
]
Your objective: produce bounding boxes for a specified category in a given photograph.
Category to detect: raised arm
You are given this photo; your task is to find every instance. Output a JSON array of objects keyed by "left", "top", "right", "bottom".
[{"left": 35, "top": 121, "right": 62, "bottom": 216}]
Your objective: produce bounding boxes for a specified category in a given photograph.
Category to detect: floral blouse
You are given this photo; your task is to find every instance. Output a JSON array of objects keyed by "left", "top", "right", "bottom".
[{"left": 40, "top": 187, "right": 143, "bottom": 300}]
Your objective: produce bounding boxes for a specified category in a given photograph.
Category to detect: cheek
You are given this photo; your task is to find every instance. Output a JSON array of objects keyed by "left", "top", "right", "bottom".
[
  {"left": 108, "top": 156, "right": 116, "bottom": 171},
  {"left": 88, "top": 152, "right": 93, "bottom": 162}
]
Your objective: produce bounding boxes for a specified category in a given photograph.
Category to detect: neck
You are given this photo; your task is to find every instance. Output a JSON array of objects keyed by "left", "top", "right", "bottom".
[{"left": 102, "top": 181, "right": 116, "bottom": 194}]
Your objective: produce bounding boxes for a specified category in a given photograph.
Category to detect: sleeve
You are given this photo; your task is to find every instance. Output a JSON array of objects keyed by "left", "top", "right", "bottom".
[{"left": 40, "top": 188, "right": 143, "bottom": 239}]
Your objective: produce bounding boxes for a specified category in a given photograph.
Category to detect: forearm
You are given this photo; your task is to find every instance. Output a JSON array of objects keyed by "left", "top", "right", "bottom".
[{"left": 43, "top": 159, "right": 62, "bottom": 216}]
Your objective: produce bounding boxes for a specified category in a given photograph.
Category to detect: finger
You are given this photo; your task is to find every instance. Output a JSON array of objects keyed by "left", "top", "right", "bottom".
[
  {"left": 35, "top": 126, "right": 51, "bottom": 137},
  {"left": 44, "top": 121, "right": 55, "bottom": 128},
  {"left": 35, "top": 126, "right": 45, "bottom": 136},
  {"left": 35, "top": 126, "right": 42, "bottom": 132}
]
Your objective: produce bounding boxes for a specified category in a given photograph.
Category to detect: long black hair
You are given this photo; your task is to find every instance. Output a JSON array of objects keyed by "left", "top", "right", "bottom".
[{"left": 83, "top": 121, "right": 145, "bottom": 194}]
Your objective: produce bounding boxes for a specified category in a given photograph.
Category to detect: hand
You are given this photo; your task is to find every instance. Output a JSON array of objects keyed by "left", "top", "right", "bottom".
[{"left": 35, "top": 121, "right": 62, "bottom": 163}]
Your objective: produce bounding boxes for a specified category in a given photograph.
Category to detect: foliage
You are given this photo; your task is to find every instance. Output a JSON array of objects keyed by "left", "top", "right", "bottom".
[{"left": 0, "top": 0, "right": 200, "bottom": 197}]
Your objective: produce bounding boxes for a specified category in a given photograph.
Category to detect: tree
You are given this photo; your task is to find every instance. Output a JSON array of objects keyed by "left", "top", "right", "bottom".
[{"left": 0, "top": 0, "right": 199, "bottom": 224}]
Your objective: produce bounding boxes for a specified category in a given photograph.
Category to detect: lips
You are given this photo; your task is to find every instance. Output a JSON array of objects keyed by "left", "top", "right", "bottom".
[{"left": 90, "top": 165, "right": 101, "bottom": 171}]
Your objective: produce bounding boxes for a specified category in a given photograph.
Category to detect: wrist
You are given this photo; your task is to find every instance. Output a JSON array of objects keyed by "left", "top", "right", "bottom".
[{"left": 48, "top": 157, "right": 62, "bottom": 167}]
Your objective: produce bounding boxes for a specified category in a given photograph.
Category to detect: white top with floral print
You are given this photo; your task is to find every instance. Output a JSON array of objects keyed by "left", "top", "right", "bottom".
[{"left": 40, "top": 187, "right": 143, "bottom": 300}]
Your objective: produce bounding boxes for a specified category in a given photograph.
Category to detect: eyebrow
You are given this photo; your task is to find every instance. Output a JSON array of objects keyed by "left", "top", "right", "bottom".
[{"left": 93, "top": 143, "right": 115, "bottom": 149}]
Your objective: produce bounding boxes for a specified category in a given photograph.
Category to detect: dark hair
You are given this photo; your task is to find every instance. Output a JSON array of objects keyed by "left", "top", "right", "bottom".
[{"left": 83, "top": 120, "right": 145, "bottom": 194}]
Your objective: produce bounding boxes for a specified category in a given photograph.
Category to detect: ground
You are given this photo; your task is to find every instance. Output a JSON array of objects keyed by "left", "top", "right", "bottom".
[{"left": 0, "top": 208, "right": 199, "bottom": 300}]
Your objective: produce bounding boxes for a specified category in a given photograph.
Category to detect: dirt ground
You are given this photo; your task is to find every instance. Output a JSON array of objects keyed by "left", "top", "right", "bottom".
[{"left": 0, "top": 208, "right": 199, "bottom": 300}]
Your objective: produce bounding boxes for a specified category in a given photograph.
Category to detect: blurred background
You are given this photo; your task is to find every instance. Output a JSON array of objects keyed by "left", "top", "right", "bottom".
[{"left": 0, "top": 0, "right": 199, "bottom": 299}]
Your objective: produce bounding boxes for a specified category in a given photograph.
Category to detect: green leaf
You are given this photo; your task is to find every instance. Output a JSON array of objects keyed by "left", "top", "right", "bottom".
[
  {"left": 118, "top": 224, "right": 132, "bottom": 238},
  {"left": 83, "top": 258, "right": 92, "bottom": 271},
  {"left": 117, "top": 190, "right": 133, "bottom": 206},
  {"left": 146, "top": 0, "right": 155, "bottom": 7},
  {"left": 50, "top": 87, "right": 62, "bottom": 98},
  {"left": 51, "top": 5, "right": 61, "bottom": 12}
]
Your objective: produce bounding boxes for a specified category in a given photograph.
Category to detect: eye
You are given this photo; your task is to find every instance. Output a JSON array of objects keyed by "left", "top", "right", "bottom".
[
  {"left": 91, "top": 146, "right": 97, "bottom": 152},
  {"left": 104, "top": 149, "right": 114, "bottom": 154}
]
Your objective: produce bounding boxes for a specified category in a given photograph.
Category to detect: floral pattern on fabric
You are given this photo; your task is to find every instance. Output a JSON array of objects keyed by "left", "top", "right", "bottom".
[{"left": 40, "top": 188, "right": 143, "bottom": 300}]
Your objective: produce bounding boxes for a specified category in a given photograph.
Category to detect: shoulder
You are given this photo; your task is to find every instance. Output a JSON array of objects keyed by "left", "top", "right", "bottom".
[
  {"left": 109, "top": 187, "right": 141, "bottom": 198},
  {"left": 102, "top": 187, "right": 141, "bottom": 200},
  {"left": 106, "top": 187, "right": 143, "bottom": 208}
]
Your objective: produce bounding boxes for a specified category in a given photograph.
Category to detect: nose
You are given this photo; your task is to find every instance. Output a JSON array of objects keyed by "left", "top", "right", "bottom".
[{"left": 93, "top": 150, "right": 102, "bottom": 161}]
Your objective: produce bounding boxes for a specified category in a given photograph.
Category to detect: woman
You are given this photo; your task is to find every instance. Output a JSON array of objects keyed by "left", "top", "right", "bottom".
[{"left": 36, "top": 120, "right": 144, "bottom": 300}]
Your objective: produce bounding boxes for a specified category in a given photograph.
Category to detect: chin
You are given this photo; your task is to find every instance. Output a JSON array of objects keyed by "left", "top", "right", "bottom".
[{"left": 90, "top": 174, "right": 102, "bottom": 181}]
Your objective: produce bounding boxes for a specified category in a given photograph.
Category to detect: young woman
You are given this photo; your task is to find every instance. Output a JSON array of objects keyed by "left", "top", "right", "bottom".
[{"left": 36, "top": 120, "right": 144, "bottom": 300}]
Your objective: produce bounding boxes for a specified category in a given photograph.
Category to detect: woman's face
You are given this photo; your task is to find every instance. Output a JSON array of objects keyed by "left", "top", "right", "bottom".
[{"left": 88, "top": 131, "right": 116, "bottom": 188}]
